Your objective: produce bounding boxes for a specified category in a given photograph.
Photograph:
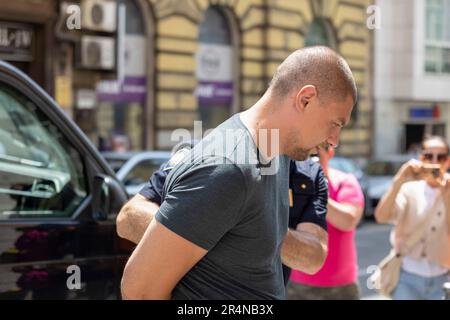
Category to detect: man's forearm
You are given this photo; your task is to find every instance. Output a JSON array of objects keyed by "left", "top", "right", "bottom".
[
  {"left": 281, "top": 225, "right": 328, "bottom": 275},
  {"left": 116, "top": 194, "right": 159, "bottom": 244}
]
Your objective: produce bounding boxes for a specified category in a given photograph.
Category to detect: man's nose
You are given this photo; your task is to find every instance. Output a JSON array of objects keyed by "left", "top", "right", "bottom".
[{"left": 327, "top": 132, "right": 340, "bottom": 149}]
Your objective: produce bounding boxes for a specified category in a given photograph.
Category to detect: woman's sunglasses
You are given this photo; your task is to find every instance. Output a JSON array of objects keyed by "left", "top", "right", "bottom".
[{"left": 422, "top": 152, "right": 448, "bottom": 162}]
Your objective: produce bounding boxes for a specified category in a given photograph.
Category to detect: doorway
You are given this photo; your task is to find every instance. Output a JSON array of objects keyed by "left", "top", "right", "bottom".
[
  {"left": 405, "top": 124, "right": 425, "bottom": 153},
  {"left": 404, "top": 123, "right": 447, "bottom": 153}
]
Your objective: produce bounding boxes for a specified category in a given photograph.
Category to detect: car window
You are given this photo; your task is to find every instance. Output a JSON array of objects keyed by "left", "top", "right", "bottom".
[
  {"left": 123, "top": 159, "right": 166, "bottom": 186},
  {"left": 105, "top": 158, "right": 127, "bottom": 173},
  {"left": 365, "top": 161, "right": 404, "bottom": 176},
  {"left": 329, "top": 158, "right": 357, "bottom": 174},
  {"left": 0, "top": 84, "right": 87, "bottom": 219}
]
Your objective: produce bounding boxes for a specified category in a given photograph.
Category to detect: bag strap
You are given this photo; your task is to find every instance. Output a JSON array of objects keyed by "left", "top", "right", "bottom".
[{"left": 400, "top": 191, "right": 442, "bottom": 256}]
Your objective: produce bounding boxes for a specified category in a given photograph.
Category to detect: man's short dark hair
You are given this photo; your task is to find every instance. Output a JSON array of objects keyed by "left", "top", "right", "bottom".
[{"left": 269, "top": 46, "right": 357, "bottom": 105}]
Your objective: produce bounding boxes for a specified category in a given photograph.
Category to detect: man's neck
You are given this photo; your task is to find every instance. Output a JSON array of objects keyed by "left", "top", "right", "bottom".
[{"left": 240, "top": 102, "right": 282, "bottom": 161}]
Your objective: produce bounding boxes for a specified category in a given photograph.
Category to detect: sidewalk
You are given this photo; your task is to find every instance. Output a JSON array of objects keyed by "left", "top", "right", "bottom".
[{"left": 361, "top": 294, "right": 391, "bottom": 300}]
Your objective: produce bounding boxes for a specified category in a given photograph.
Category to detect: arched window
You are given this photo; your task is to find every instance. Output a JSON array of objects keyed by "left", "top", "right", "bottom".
[
  {"left": 96, "top": 0, "right": 150, "bottom": 151},
  {"left": 196, "top": 6, "right": 237, "bottom": 130},
  {"left": 305, "top": 17, "right": 337, "bottom": 49}
]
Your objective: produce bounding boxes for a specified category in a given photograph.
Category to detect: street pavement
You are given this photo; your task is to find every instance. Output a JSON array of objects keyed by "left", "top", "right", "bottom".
[{"left": 356, "top": 219, "right": 393, "bottom": 300}]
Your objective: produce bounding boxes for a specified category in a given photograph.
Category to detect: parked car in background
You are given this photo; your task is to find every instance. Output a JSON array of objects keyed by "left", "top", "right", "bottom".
[
  {"left": 102, "top": 151, "right": 171, "bottom": 196},
  {"left": 0, "top": 61, "right": 130, "bottom": 299},
  {"left": 364, "top": 154, "right": 416, "bottom": 212},
  {"left": 329, "top": 156, "right": 372, "bottom": 218}
]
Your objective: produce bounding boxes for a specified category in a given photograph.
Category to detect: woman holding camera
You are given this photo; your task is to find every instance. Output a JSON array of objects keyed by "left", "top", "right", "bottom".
[{"left": 375, "top": 136, "right": 450, "bottom": 300}]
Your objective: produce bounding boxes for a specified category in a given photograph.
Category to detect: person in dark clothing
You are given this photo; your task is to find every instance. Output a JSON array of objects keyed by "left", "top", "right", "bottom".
[{"left": 283, "top": 159, "right": 328, "bottom": 285}]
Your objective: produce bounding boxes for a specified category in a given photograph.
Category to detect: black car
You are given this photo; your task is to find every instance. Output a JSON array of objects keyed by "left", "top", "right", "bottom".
[{"left": 0, "top": 61, "right": 130, "bottom": 299}]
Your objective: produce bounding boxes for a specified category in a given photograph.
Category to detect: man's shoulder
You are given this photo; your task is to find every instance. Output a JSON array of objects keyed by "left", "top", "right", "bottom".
[
  {"left": 185, "top": 127, "right": 260, "bottom": 178},
  {"left": 168, "top": 153, "right": 252, "bottom": 184},
  {"left": 291, "top": 159, "right": 322, "bottom": 181}
]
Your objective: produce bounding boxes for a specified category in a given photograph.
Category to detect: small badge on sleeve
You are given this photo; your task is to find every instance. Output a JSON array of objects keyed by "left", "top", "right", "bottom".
[
  {"left": 289, "top": 188, "right": 293, "bottom": 207},
  {"left": 164, "top": 148, "right": 191, "bottom": 172}
]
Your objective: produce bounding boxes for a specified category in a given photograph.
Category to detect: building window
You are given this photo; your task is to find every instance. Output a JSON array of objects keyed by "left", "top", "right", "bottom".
[
  {"left": 196, "top": 6, "right": 235, "bottom": 130},
  {"left": 425, "top": 0, "right": 450, "bottom": 74},
  {"left": 304, "top": 17, "right": 337, "bottom": 49},
  {"left": 95, "top": 0, "right": 148, "bottom": 151}
]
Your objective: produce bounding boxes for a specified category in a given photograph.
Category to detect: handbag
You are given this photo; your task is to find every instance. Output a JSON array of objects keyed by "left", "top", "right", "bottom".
[{"left": 369, "top": 193, "right": 442, "bottom": 297}]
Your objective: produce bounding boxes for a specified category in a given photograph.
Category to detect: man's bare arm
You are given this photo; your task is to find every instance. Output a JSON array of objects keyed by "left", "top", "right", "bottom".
[
  {"left": 121, "top": 219, "right": 207, "bottom": 299},
  {"left": 116, "top": 194, "right": 157, "bottom": 244},
  {"left": 281, "top": 222, "right": 328, "bottom": 275}
]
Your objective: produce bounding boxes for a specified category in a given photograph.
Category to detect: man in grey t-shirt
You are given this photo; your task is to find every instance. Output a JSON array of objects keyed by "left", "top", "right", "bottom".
[
  {"left": 120, "top": 46, "right": 357, "bottom": 300},
  {"left": 156, "top": 114, "right": 290, "bottom": 299}
]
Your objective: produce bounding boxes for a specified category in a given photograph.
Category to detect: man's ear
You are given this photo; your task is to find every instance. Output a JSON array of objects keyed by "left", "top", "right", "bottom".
[{"left": 295, "top": 85, "right": 317, "bottom": 112}]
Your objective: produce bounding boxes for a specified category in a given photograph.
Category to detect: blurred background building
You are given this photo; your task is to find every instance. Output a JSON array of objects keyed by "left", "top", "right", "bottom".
[
  {"left": 0, "top": 0, "right": 373, "bottom": 158},
  {"left": 374, "top": 0, "right": 450, "bottom": 156}
]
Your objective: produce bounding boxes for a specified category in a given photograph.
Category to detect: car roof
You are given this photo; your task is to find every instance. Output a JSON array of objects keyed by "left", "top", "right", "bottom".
[
  {"left": 101, "top": 151, "right": 172, "bottom": 161},
  {"left": 103, "top": 151, "right": 172, "bottom": 181},
  {"left": 370, "top": 154, "right": 416, "bottom": 162},
  {"left": 331, "top": 156, "right": 355, "bottom": 162}
]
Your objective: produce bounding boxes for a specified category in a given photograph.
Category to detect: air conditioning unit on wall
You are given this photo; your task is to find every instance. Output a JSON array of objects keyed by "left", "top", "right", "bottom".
[
  {"left": 80, "top": 35, "right": 115, "bottom": 70},
  {"left": 81, "top": 0, "right": 117, "bottom": 32}
]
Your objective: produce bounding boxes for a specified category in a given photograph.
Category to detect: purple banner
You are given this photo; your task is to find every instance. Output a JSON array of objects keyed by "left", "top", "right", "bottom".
[
  {"left": 97, "top": 77, "right": 147, "bottom": 103},
  {"left": 196, "top": 81, "right": 233, "bottom": 105}
]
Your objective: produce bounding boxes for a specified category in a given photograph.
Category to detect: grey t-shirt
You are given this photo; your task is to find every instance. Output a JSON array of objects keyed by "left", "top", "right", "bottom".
[{"left": 155, "top": 113, "right": 290, "bottom": 300}]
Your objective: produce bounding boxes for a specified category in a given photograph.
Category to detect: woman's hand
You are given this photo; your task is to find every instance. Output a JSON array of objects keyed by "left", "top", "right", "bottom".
[{"left": 394, "top": 159, "right": 423, "bottom": 185}]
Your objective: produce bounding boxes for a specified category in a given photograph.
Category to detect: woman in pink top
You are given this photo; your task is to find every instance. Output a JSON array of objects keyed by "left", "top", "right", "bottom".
[{"left": 287, "top": 146, "right": 364, "bottom": 300}]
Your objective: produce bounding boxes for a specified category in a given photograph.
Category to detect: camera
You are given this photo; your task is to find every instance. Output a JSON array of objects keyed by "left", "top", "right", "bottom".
[{"left": 420, "top": 164, "right": 442, "bottom": 180}]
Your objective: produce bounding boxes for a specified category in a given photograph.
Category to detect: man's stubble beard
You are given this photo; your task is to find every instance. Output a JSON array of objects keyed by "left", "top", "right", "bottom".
[
  {"left": 285, "top": 132, "right": 313, "bottom": 161},
  {"left": 288, "top": 146, "right": 311, "bottom": 161}
]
